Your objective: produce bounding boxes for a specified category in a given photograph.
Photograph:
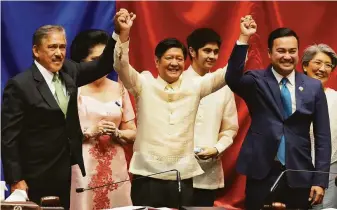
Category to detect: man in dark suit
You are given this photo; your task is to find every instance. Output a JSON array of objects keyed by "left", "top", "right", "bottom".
[
  {"left": 225, "top": 16, "right": 331, "bottom": 209},
  {"left": 1, "top": 11, "right": 126, "bottom": 209}
]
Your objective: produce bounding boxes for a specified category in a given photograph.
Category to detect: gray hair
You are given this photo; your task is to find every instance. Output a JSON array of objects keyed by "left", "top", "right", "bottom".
[
  {"left": 301, "top": 43, "right": 337, "bottom": 72},
  {"left": 32, "top": 25, "right": 66, "bottom": 46}
]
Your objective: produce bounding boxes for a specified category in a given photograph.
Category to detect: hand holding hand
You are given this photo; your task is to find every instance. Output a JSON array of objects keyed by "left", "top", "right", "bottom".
[
  {"left": 239, "top": 15, "right": 257, "bottom": 43},
  {"left": 114, "top": 8, "right": 136, "bottom": 42}
]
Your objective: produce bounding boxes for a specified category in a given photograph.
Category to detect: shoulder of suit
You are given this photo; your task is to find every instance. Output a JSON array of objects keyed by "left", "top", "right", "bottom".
[
  {"left": 244, "top": 69, "right": 265, "bottom": 76},
  {"left": 9, "top": 67, "right": 34, "bottom": 84},
  {"left": 301, "top": 73, "right": 322, "bottom": 86}
]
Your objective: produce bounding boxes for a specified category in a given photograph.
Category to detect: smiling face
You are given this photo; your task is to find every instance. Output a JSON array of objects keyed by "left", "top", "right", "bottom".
[
  {"left": 33, "top": 31, "right": 67, "bottom": 73},
  {"left": 268, "top": 36, "right": 299, "bottom": 76},
  {"left": 155, "top": 47, "right": 185, "bottom": 84},
  {"left": 190, "top": 42, "right": 219, "bottom": 74},
  {"left": 304, "top": 52, "right": 333, "bottom": 86}
]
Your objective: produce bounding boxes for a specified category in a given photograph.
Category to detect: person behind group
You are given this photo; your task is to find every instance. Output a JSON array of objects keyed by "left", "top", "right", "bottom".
[
  {"left": 1, "top": 10, "right": 125, "bottom": 209},
  {"left": 68, "top": 29, "right": 136, "bottom": 209},
  {"left": 301, "top": 43, "right": 337, "bottom": 209},
  {"left": 112, "top": 9, "right": 255, "bottom": 208},
  {"left": 183, "top": 28, "right": 239, "bottom": 207},
  {"left": 225, "top": 21, "right": 331, "bottom": 209}
]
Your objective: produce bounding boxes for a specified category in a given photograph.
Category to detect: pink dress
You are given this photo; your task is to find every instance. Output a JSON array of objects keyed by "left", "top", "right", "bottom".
[{"left": 70, "top": 84, "right": 135, "bottom": 210}]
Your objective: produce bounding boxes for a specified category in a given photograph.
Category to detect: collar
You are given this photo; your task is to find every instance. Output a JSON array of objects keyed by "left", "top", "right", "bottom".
[{"left": 271, "top": 67, "right": 295, "bottom": 86}]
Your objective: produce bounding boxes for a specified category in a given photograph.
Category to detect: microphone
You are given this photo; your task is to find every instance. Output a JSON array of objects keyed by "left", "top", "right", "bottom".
[
  {"left": 263, "top": 168, "right": 337, "bottom": 209},
  {"left": 76, "top": 169, "right": 184, "bottom": 210}
]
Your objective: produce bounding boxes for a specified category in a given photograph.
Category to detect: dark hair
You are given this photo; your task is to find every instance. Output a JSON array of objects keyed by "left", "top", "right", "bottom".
[
  {"left": 268, "top": 28, "right": 299, "bottom": 50},
  {"left": 155, "top": 38, "right": 187, "bottom": 60},
  {"left": 186, "top": 28, "right": 222, "bottom": 59},
  {"left": 33, "top": 25, "right": 65, "bottom": 46},
  {"left": 70, "top": 29, "right": 109, "bottom": 62}
]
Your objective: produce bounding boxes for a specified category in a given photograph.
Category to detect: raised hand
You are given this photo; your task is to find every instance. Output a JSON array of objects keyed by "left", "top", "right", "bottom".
[
  {"left": 114, "top": 8, "right": 136, "bottom": 42},
  {"left": 239, "top": 15, "right": 257, "bottom": 43}
]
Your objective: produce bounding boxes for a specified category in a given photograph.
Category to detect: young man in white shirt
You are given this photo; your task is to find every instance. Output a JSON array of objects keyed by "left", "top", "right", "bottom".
[
  {"left": 113, "top": 10, "right": 255, "bottom": 208},
  {"left": 183, "top": 28, "right": 239, "bottom": 207}
]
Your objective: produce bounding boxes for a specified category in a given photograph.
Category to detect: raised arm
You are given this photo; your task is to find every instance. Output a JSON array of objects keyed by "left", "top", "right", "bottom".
[
  {"left": 67, "top": 10, "right": 131, "bottom": 88},
  {"left": 113, "top": 9, "right": 143, "bottom": 96},
  {"left": 225, "top": 15, "right": 257, "bottom": 98},
  {"left": 200, "top": 15, "right": 256, "bottom": 99}
]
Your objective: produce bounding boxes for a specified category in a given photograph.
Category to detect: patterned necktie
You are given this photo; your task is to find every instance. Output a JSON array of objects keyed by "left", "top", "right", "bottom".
[
  {"left": 52, "top": 73, "right": 68, "bottom": 116},
  {"left": 277, "top": 77, "right": 292, "bottom": 165},
  {"left": 164, "top": 84, "right": 174, "bottom": 92}
]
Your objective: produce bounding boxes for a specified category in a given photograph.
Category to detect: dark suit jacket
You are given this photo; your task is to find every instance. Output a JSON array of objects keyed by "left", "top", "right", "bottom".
[
  {"left": 1, "top": 36, "right": 116, "bottom": 185},
  {"left": 225, "top": 44, "right": 331, "bottom": 188}
]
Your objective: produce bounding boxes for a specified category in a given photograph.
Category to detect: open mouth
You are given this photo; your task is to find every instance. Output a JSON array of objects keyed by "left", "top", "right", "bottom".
[
  {"left": 315, "top": 73, "right": 325, "bottom": 78},
  {"left": 281, "top": 62, "right": 293, "bottom": 67},
  {"left": 168, "top": 69, "right": 180, "bottom": 73}
]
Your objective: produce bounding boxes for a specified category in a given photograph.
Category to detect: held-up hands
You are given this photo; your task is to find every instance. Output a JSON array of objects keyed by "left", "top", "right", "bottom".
[
  {"left": 113, "top": 8, "right": 136, "bottom": 42},
  {"left": 239, "top": 15, "right": 257, "bottom": 44}
]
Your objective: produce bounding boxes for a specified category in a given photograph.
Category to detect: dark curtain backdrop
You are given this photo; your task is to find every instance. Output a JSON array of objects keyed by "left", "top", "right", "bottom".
[
  {"left": 1, "top": 1, "right": 337, "bottom": 209},
  {"left": 116, "top": 1, "right": 337, "bottom": 209}
]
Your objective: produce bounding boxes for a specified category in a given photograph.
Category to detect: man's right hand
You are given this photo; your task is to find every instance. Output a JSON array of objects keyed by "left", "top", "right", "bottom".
[
  {"left": 114, "top": 8, "right": 136, "bottom": 43},
  {"left": 11, "top": 180, "right": 28, "bottom": 193}
]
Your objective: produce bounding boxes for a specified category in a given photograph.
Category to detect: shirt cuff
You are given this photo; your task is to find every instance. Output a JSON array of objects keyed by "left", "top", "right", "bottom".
[
  {"left": 116, "top": 37, "right": 130, "bottom": 54},
  {"left": 214, "top": 142, "right": 226, "bottom": 155},
  {"left": 236, "top": 40, "right": 248, "bottom": 45},
  {"left": 112, "top": 32, "right": 119, "bottom": 41}
]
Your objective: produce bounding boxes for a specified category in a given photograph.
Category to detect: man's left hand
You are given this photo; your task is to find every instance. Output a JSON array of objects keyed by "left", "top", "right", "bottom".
[
  {"left": 196, "top": 147, "right": 218, "bottom": 160},
  {"left": 309, "top": 186, "right": 325, "bottom": 205}
]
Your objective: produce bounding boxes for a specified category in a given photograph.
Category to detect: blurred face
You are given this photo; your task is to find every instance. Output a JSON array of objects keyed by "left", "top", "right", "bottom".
[
  {"left": 83, "top": 44, "right": 107, "bottom": 84},
  {"left": 155, "top": 47, "right": 185, "bottom": 84},
  {"left": 33, "top": 31, "right": 66, "bottom": 73},
  {"left": 190, "top": 43, "right": 219, "bottom": 74},
  {"left": 268, "top": 36, "right": 298, "bottom": 76},
  {"left": 304, "top": 52, "right": 333, "bottom": 86},
  {"left": 83, "top": 44, "right": 105, "bottom": 62}
]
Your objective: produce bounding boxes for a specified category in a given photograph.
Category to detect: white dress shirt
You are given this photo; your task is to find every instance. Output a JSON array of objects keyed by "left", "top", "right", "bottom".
[
  {"left": 34, "top": 60, "right": 67, "bottom": 98},
  {"left": 271, "top": 68, "right": 296, "bottom": 114},
  {"left": 311, "top": 88, "right": 337, "bottom": 164},
  {"left": 113, "top": 37, "right": 228, "bottom": 180},
  {"left": 183, "top": 66, "right": 239, "bottom": 189}
]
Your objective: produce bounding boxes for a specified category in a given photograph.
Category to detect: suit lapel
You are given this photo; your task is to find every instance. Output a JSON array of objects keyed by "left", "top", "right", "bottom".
[
  {"left": 59, "top": 71, "right": 76, "bottom": 97},
  {"left": 32, "top": 63, "right": 60, "bottom": 110},
  {"left": 294, "top": 72, "right": 304, "bottom": 112},
  {"left": 264, "top": 67, "right": 284, "bottom": 120}
]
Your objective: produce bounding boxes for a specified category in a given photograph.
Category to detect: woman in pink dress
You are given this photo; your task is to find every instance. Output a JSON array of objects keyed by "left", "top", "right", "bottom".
[{"left": 69, "top": 29, "right": 136, "bottom": 210}]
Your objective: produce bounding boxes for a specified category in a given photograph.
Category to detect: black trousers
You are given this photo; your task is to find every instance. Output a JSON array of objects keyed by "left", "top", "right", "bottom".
[
  {"left": 193, "top": 188, "right": 217, "bottom": 207},
  {"left": 245, "top": 161, "right": 311, "bottom": 210},
  {"left": 26, "top": 152, "right": 71, "bottom": 210},
  {"left": 131, "top": 175, "right": 194, "bottom": 208}
]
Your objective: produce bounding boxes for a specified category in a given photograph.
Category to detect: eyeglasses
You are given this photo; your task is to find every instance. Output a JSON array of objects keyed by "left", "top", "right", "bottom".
[{"left": 310, "top": 60, "right": 334, "bottom": 70}]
